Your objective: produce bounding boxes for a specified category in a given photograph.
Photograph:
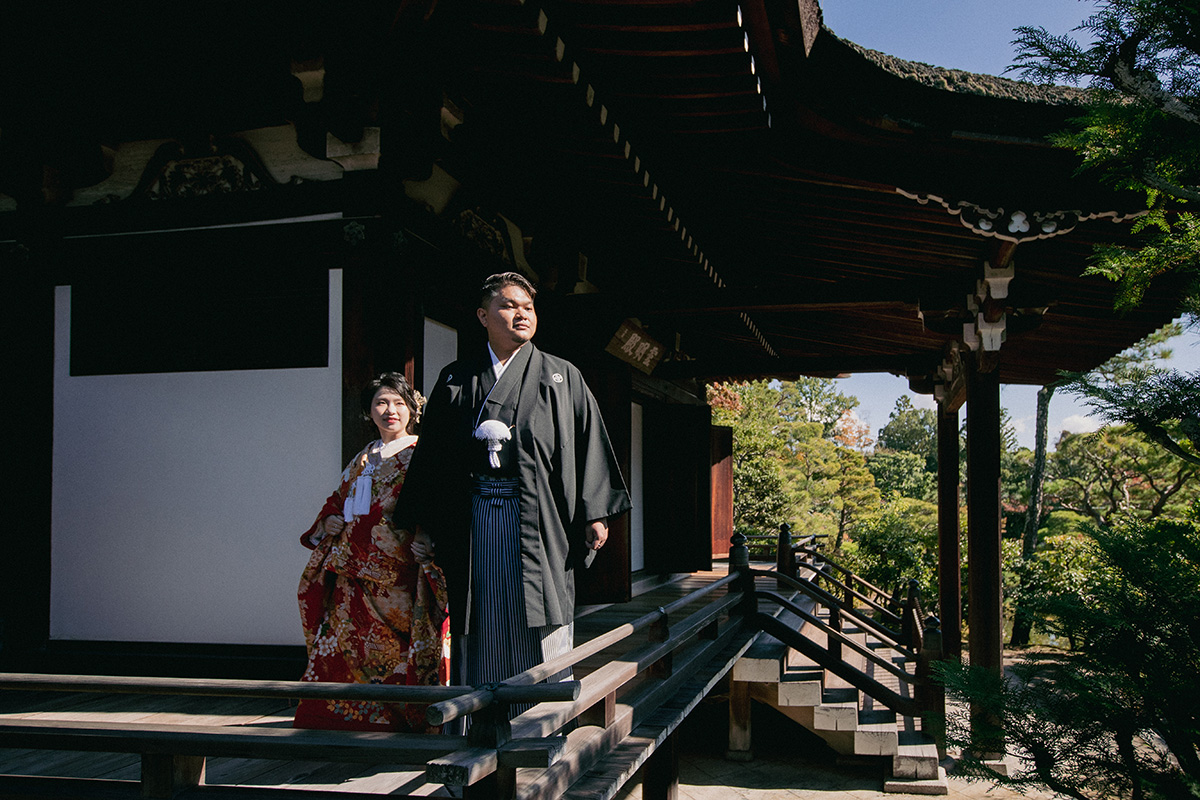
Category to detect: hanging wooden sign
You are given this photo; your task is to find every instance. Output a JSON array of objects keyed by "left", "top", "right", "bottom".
[{"left": 606, "top": 320, "right": 666, "bottom": 375}]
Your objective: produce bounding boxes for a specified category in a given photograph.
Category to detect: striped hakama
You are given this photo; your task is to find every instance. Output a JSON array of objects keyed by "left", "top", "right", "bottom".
[{"left": 461, "top": 476, "right": 573, "bottom": 719}]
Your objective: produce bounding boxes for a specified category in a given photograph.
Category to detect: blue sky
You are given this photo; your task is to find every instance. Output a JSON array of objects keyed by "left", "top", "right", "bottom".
[{"left": 815, "top": 0, "right": 1199, "bottom": 450}]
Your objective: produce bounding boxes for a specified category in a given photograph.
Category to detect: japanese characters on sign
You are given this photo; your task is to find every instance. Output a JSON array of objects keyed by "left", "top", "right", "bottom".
[{"left": 605, "top": 320, "right": 666, "bottom": 375}]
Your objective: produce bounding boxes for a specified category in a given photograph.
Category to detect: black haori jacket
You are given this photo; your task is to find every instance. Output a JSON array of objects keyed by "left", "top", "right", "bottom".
[{"left": 394, "top": 343, "right": 631, "bottom": 635}]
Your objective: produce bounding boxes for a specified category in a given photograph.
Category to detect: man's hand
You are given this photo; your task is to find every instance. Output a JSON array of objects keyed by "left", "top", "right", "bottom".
[{"left": 586, "top": 520, "right": 608, "bottom": 551}]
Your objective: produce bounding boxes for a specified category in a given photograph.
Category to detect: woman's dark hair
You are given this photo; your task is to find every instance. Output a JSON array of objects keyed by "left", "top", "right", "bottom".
[{"left": 360, "top": 372, "right": 421, "bottom": 434}]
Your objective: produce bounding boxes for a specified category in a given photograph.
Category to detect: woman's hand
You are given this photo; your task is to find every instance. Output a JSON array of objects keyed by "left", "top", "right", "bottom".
[
  {"left": 411, "top": 526, "right": 435, "bottom": 565},
  {"left": 310, "top": 514, "right": 345, "bottom": 545}
]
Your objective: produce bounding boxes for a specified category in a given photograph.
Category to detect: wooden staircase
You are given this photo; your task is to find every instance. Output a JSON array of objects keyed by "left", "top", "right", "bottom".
[{"left": 728, "top": 596, "right": 949, "bottom": 794}]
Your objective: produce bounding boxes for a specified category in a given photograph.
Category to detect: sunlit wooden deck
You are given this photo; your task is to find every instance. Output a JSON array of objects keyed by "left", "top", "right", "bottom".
[{"left": 0, "top": 568, "right": 739, "bottom": 797}]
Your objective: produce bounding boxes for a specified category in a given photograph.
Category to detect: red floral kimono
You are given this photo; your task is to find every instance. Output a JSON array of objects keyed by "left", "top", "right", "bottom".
[{"left": 295, "top": 437, "right": 450, "bottom": 732}]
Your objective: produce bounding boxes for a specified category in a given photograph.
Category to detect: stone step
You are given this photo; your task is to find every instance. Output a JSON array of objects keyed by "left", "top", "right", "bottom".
[
  {"left": 892, "top": 729, "right": 942, "bottom": 780},
  {"left": 773, "top": 668, "right": 825, "bottom": 707},
  {"left": 810, "top": 687, "right": 857, "bottom": 731},
  {"left": 848, "top": 708, "right": 900, "bottom": 757},
  {"left": 883, "top": 766, "right": 949, "bottom": 795}
]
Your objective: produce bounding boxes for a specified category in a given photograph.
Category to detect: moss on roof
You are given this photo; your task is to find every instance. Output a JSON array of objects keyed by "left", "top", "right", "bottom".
[{"left": 839, "top": 36, "right": 1089, "bottom": 106}]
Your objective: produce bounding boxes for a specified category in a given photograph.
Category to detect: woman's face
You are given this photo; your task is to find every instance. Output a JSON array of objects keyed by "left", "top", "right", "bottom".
[{"left": 370, "top": 387, "right": 412, "bottom": 442}]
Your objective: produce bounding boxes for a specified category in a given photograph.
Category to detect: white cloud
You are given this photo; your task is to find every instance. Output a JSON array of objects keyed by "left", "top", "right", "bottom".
[
  {"left": 1059, "top": 414, "right": 1102, "bottom": 434},
  {"left": 1010, "top": 415, "right": 1032, "bottom": 436}
]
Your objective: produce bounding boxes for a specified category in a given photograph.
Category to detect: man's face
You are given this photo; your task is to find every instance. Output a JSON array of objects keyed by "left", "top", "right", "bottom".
[{"left": 477, "top": 284, "right": 537, "bottom": 353}]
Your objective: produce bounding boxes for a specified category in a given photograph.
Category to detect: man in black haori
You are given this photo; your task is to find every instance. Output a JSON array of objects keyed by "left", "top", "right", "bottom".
[{"left": 395, "top": 272, "right": 631, "bottom": 714}]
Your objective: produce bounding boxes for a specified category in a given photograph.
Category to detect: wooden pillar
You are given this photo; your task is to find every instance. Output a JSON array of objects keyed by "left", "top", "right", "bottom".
[
  {"left": 726, "top": 678, "right": 753, "bottom": 761},
  {"left": 966, "top": 363, "right": 1004, "bottom": 752},
  {"left": 141, "top": 754, "right": 205, "bottom": 798},
  {"left": 644, "top": 731, "right": 679, "bottom": 800},
  {"left": 2, "top": 232, "right": 55, "bottom": 670},
  {"left": 937, "top": 406, "right": 963, "bottom": 661}
]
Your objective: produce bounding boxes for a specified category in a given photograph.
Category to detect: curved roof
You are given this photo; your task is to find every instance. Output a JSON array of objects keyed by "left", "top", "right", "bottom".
[
  {"left": 0, "top": 0, "right": 1181, "bottom": 390},
  {"left": 839, "top": 37, "right": 1087, "bottom": 105}
]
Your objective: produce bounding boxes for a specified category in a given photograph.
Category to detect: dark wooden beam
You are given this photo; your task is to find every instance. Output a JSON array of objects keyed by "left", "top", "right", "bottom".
[
  {"left": 562, "top": 284, "right": 927, "bottom": 317},
  {"left": 653, "top": 352, "right": 938, "bottom": 381}
]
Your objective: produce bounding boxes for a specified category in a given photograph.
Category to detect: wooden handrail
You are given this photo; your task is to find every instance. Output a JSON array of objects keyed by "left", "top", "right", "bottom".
[
  {"left": 751, "top": 568, "right": 907, "bottom": 654},
  {"left": 427, "top": 578, "right": 743, "bottom": 726},
  {"left": 755, "top": 590, "right": 912, "bottom": 685},
  {"left": 795, "top": 545, "right": 893, "bottom": 605},
  {"left": 0, "top": 673, "right": 573, "bottom": 706},
  {"left": 812, "top": 564, "right": 902, "bottom": 624}
]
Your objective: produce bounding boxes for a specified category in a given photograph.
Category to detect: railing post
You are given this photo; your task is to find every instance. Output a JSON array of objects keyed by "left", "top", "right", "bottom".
[
  {"left": 827, "top": 600, "right": 842, "bottom": 660},
  {"left": 730, "top": 532, "right": 756, "bottom": 617},
  {"left": 915, "top": 615, "right": 946, "bottom": 756},
  {"left": 902, "top": 579, "right": 924, "bottom": 651},
  {"left": 900, "top": 591, "right": 914, "bottom": 648},
  {"left": 728, "top": 530, "right": 756, "bottom": 763},
  {"left": 775, "top": 522, "right": 796, "bottom": 586},
  {"left": 464, "top": 690, "right": 514, "bottom": 800}
]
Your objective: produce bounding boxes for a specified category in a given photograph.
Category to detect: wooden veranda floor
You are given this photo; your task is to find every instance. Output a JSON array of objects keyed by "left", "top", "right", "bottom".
[{"left": 0, "top": 568, "right": 737, "bottom": 797}]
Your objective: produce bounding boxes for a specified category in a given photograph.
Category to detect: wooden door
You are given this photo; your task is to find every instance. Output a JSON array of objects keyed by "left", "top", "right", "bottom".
[
  {"left": 575, "top": 361, "right": 633, "bottom": 605},
  {"left": 641, "top": 401, "right": 713, "bottom": 574}
]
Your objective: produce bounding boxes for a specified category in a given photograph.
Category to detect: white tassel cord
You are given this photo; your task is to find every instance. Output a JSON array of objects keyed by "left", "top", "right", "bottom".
[{"left": 474, "top": 420, "right": 513, "bottom": 470}]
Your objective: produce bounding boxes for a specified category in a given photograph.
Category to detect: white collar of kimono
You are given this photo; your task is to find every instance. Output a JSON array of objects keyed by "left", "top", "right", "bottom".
[
  {"left": 343, "top": 435, "right": 417, "bottom": 522},
  {"left": 487, "top": 342, "right": 528, "bottom": 381},
  {"left": 375, "top": 434, "right": 417, "bottom": 458}
]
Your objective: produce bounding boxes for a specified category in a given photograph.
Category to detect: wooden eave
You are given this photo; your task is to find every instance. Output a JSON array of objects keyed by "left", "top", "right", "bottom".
[
  {"left": 0, "top": 0, "right": 1182, "bottom": 390},
  {"left": 429, "top": 0, "right": 1180, "bottom": 387}
]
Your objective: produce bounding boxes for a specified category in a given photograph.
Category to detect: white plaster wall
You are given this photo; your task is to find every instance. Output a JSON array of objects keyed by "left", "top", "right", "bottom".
[
  {"left": 422, "top": 318, "right": 458, "bottom": 394},
  {"left": 630, "top": 402, "right": 644, "bottom": 572},
  {"left": 49, "top": 272, "right": 343, "bottom": 645}
]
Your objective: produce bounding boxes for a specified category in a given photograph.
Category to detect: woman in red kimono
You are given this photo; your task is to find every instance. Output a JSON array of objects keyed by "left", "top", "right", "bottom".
[{"left": 294, "top": 373, "right": 449, "bottom": 732}]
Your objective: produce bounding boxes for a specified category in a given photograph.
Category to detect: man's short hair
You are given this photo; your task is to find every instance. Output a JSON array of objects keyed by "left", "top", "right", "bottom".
[{"left": 480, "top": 272, "right": 537, "bottom": 309}]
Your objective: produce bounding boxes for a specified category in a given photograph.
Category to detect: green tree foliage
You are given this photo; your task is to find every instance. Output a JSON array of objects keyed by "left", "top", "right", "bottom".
[
  {"left": 825, "top": 440, "right": 881, "bottom": 548},
  {"left": 778, "top": 377, "right": 860, "bottom": 440},
  {"left": 708, "top": 379, "right": 877, "bottom": 544},
  {"left": 940, "top": 503, "right": 1200, "bottom": 799},
  {"left": 842, "top": 496, "right": 939, "bottom": 599},
  {"left": 708, "top": 382, "right": 791, "bottom": 533},
  {"left": 1006, "top": 530, "right": 1107, "bottom": 648},
  {"left": 1047, "top": 424, "right": 1200, "bottom": 524},
  {"left": 866, "top": 450, "right": 935, "bottom": 500},
  {"left": 1059, "top": 321, "right": 1198, "bottom": 468},
  {"left": 876, "top": 395, "right": 939, "bottom": 472},
  {"left": 780, "top": 421, "right": 841, "bottom": 543},
  {"left": 1011, "top": 0, "right": 1200, "bottom": 316},
  {"left": 1066, "top": 367, "right": 1200, "bottom": 467}
]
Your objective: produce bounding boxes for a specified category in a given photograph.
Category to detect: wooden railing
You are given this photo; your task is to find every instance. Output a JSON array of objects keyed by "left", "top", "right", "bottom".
[
  {"left": 748, "top": 527, "right": 945, "bottom": 721},
  {"left": 0, "top": 529, "right": 947, "bottom": 800},
  {"left": 0, "top": 571, "right": 750, "bottom": 800}
]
